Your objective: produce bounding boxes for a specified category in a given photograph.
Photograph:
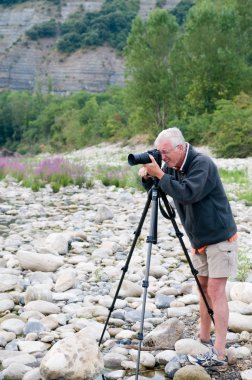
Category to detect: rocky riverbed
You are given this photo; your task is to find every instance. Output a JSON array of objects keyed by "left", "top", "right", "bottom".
[{"left": 0, "top": 143, "right": 251, "bottom": 380}]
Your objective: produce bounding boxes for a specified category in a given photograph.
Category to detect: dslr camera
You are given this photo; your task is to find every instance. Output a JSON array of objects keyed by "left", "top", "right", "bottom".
[{"left": 128, "top": 148, "right": 162, "bottom": 168}]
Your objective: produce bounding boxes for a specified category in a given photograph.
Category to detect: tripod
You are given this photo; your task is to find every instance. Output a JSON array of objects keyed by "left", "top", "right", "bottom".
[{"left": 99, "top": 178, "right": 214, "bottom": 379}]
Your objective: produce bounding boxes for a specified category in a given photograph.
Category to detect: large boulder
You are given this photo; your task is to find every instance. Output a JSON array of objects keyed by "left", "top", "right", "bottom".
[
  {"left": 17, "top": 250, "right": 63, "bottom": 272},
  {"left": 174, "top": 365, "right": 211, "bottom": 380},
  {"left": 40, "top": 329, "right": 104, "bottom": 380},
  {"left": 229, "top": 312, "right": 252, "bottom": 333},
  {"left": 143, "top": 318, "right": 184, "bottom": 349}
]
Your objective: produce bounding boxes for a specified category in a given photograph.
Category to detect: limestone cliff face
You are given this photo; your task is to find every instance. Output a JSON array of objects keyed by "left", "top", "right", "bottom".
[{"left": 0, "top": 0, "right": 180, "bottom": 94}]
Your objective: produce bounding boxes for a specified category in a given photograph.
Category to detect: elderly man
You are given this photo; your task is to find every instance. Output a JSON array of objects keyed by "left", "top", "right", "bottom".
[{"left": 139, "top": 127, "right": 237, "bottom": 366}]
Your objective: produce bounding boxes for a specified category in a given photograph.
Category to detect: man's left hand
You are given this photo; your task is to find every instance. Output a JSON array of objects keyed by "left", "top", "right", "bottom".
[{"left": 144, "top": 155, "right": 164, "bottom": 179}]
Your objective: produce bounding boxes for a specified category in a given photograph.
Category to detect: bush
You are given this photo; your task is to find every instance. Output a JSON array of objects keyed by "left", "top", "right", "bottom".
[
  {"left": 26, "top": 19, "right": 58, "bottom": 40},
  {"left": 168, "top": 113, "right": 211, "bottom": 146},
  {"left": 57, "top": 32, "right": 81, "bottom": 52},
  {"left": 208, "top": 93, "right": 252, "bottom": 158},
  {"left": 58, "top": 0, "right": 140, "bottom": 53}
]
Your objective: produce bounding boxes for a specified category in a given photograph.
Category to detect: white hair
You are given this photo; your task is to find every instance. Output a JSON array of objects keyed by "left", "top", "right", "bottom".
[{"left": 154, "top": 127, "right": 186, "bottom": 148}]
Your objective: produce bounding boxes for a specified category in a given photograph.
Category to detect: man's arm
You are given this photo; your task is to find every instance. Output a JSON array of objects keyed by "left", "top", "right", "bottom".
[{"left": 158, "top": 157, "right": 217, "bottom": 204}]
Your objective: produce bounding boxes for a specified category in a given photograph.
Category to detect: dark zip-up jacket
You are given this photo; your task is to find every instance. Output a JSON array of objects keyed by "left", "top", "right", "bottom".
[{"left": 143, "top": 144, "right": 237, "bottom": 248}]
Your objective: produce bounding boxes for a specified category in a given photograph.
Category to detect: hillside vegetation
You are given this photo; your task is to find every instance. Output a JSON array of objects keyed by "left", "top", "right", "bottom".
[{"left": 0, "top": 0, "right": 251, "bottom": 158}]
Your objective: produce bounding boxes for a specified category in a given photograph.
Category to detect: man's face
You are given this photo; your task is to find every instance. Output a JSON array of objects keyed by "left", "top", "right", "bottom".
[{"left": 157, "top": 140, "right": 185, "bottom": 168}]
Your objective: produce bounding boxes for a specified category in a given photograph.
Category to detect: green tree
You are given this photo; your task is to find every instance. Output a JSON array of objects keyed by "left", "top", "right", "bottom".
[
  {"left": 124, "top": 9, "right": 179, "bottom": 134},
  {"left": 171, "top": 0, "right": 252, "bottom": 115},
  {"left": 0, "top": 90, "right": 47, "bottom": 149},
  {"left": 235, "top": 0, "right": 252, "bottom": 65},
  {"left": 208, "top": 92, "right": 252, "bottom": 158},
  {"left": 170, "top": 0, "right": 194, "bottom": 25}
]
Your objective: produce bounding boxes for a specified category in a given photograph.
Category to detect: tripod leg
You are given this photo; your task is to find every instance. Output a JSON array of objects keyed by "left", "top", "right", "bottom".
[
  {"left": 98, "top": 189, "right": 153, "bottom": 346},
  {"left": 160, "top": 191, "right": 214, "bottom": 325},
  {"left": 135, "top": 185, "right": 159, "bottom": 380}
]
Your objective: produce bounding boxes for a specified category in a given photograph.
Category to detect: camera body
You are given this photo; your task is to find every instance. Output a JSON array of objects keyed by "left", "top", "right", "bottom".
[{"left": 128, "top": 148, "right": 162, "bottom": 167}]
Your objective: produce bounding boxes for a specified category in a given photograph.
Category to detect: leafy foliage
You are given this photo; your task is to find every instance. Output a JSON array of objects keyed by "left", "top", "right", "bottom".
[
  {"left": 207, "top": 93, "right": 252, "bottom": 158},
  {"left": 26, "top": 19, "right": 58, "bottom": 40},
  {"left": 124, "top": 9, "right": 179, "bottom": 134},
  {"left": 57, "top": 0, "right": 140, "bottom": 53},
  {"left": 0, "top": 87, "right": 128, "bottom": 154},
  {"left": 1, "top": 0, "right": 252, "bottom": 159},
  {"left": 170, "top": 0, "right": 194, "bottom": 25},
  {"left": 170, "top": 0, "right": 252, "bottom": 115}
]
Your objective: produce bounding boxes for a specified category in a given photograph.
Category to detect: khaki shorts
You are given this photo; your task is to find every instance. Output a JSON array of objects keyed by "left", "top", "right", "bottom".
[{"left": 191, "top": 240, "right": 238, "bottom": 278}]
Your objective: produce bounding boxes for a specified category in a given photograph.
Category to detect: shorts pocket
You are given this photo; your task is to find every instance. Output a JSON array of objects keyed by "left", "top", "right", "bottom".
[{"left": 217, "top": 240, "right": 237, "bottom": 253}]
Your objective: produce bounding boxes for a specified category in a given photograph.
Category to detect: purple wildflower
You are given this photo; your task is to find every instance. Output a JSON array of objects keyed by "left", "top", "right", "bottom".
[{"left": 0, "top": 157, "right": 26, "bottom": 175}]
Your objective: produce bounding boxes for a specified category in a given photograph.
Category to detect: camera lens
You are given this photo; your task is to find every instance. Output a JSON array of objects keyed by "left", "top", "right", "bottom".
[{"left": 128, "top": 153, "right": 151, "bottom": 166}]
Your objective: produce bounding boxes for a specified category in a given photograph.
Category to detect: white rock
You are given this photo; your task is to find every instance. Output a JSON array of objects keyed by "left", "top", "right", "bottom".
[
  {"left": 40, "top": 330, "right": 104, "bottom": 380},
  {"left": 155, "top": 350, "right": 177, "bottom": 364},
  {"left": 17, "top": 250, "right": 64, "bottom": 272},
  {"left": 17, "top": 341, "right": 50, "bottom": 353},
  {"left": 54, "top": 269, "right": 76, "bottom": 292},
  {"left": 129, "top": 349, "right": 155, "bottom": 368},
  {"left": 2, "top": 362, "right": 31, "bottom": 379},
  {"left": 115, "top": 330, "right": 136, "bottom": 340},
  {"left": 22, "top": 368, "right": 41, "bottom": 380},
  {"left": 228, "top": 300, "right": 252, "bottom": 314},
  {"left": 24, "top": 284, "right": 53, "bottom": 304},
  {"left": 2, "top": 353, "right": 37, "bottom": 368},
  {"left": 110, "top": 280, "right": 142, "bottom": 298},
  {"left": 0, "top": 274, "right": 18, "bottom": 292},
  {"left": 229, "top": 312, "right": 252, "bottom": 332},
  {"left": 44, "top": 232, "right": 69, "bottom": 255},
  {"left": 0, "top": 299, "right": 14, "bottom": 313},
  {"left": 24, "top": 300, "right": 60, "bottom": 315},
  {"left": 167, "top": 306, "right": 192, "bottom": 317},
  {"left": 230, "top": 282, "right": 252, "bottom": 304},
  {"left": 175, "top": 338, "right": 209, "bottom": 355},
  {"left": 241, "top": 369, "right": 252, "bottom": 380},
  {"left": 1, "top": 318, "right": 25, "bottom": 335}
]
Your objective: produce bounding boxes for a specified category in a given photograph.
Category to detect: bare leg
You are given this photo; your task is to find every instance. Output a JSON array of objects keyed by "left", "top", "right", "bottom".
[
  {"left": 207, "top": 277, "right": 228, "bottom": 358},
  {"left": 197, "top": 276, "right": 213, "bottom": 342}
]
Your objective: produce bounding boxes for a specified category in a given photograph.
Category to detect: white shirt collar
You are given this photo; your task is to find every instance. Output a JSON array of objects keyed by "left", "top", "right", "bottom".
[{"left": 179, "top": 142, "right": 189, "bottom": 172}]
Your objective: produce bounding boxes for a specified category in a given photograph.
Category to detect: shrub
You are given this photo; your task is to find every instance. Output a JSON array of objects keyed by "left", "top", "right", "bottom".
[
  {"left": 208, "top": 93, "right": 252, "bottom": 158},
  {"left": 26, "top": 19, "right": 58, "bottom": 40},
  {"left": 58, "top": 0, "right": 140, "bottom": 53}
]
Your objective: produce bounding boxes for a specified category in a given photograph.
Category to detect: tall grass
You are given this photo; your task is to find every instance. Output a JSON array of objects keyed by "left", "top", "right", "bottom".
[
  {"left": 219, "top": 168, "right": 252, "bottom": 205},
  {"left": 0, "top": 156, "right": 87, "bottom": 192},
  {"left": 0, "top": 157, "right": 251, "bottom": 203}
]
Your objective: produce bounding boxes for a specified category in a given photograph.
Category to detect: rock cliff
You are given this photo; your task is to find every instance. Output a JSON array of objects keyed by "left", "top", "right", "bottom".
[{"left": 0, "top": 0, "right": 181, "bottom": 94}]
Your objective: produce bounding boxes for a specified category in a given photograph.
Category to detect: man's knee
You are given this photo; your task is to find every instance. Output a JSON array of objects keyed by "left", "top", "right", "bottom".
[
  {"left": 207, "top": 279, "right": 227, "bottom": 301},
  {"left": 198, "top": 276, "right": 209, "bottom": 294}
]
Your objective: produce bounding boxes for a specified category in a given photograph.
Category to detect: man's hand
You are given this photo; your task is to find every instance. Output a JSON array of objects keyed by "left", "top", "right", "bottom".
[
  {"left": 138, "top": 167, "right": 149, "bottom": 179},
  {"left": 143, "top": 155, "right": 164, "bottom": 180}
]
